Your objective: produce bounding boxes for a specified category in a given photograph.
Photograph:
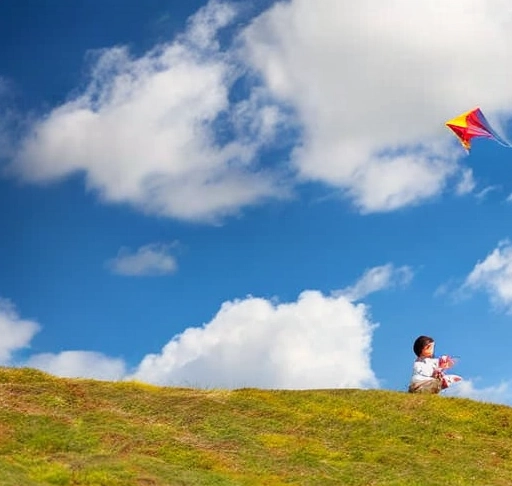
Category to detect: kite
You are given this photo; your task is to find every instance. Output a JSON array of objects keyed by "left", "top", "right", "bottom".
[{"left": 445, "top": 107, "right": 511, "bottom": 152}]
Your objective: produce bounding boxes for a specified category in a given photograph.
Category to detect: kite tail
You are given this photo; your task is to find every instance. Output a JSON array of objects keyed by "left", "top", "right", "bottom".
[
  {"left": 477, "top": 110, "right": 512, "bottom": 148},
  {"left": 494, "top": 138, "right": 512, "bottom": 148}
]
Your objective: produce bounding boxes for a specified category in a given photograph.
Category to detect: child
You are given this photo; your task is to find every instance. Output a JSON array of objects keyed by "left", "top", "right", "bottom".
[{"left": 408, "top": 335, "right": 462, "bottom": 394}]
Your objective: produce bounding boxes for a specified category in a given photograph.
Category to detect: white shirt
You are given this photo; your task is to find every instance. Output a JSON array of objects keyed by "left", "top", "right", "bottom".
[{"left": 410, "top": 357, "right": 440, "bottom": 384}]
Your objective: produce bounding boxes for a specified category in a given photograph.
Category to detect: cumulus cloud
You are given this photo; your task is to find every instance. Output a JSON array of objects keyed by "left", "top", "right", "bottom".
[
  {"left": 0, "top": 299, "right": 125, "bottom": 381},
  {"left": 131, "top": 290, "right": 379, "bottom": 389},
  {"left": 9, "top": 0, "right": 512, "bottom": 220},
  {"left": 10, "top": 1, "right": 289, "bottom": 222},
  {"left": 107, "top": 242, "right": 178, "bottom": 276},
  {"left": 444, "top": 379, "right": 512, "bottom": 405},
  {"left": 0, "top": 285, "right": 382, "bottom": 389},
  {"left": 25, "top": 351, "right": 127, "bottom": 381},
  {"left": 337, "top": 264, "right": 413, "bottom": 301},
  {"left": 19, "top": 288, "right": 380, "bottom": 389},
  {"left": 462, "top": 240, "right": 512, "bottom": 312},
  {"left": 0, "top": 299, "right": 40, "bottom": 363},
  {"left": 241, "top": 0, "right": 512, "bottom": 211}
]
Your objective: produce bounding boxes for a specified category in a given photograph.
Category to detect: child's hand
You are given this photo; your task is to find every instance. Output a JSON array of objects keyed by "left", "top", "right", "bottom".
[
  {"left": 438, "top": 355, "right": 455, "bottom": 369},
  {"left": 432, "top": 368, "right": 444, "bottom": 379}
]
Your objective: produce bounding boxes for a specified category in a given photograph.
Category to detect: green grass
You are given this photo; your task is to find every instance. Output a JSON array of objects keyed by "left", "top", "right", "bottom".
[{"left": 0, "top": 367, "right": 512, "bottom": 485}]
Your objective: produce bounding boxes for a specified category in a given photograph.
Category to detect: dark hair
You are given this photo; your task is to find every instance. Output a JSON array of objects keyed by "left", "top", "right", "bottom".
[{"left": 413, "top": 335, "right": 434, "bottom": 357}]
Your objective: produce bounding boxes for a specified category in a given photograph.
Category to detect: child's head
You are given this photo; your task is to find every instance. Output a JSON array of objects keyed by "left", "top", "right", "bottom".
[{"left": 413, "top": 335, "right": 435, "bottom": 357}]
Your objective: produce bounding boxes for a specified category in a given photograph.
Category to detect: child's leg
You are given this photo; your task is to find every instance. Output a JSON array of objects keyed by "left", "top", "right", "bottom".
[
  {"left": 441, "top": 374, "right": 462, "bottom": 389},
  {"left": 408, "top": 378, "right": 442, "bottom": 394}
]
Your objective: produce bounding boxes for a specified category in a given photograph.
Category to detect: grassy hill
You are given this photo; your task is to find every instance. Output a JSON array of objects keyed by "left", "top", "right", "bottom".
[{"left": 0, "top": 368, "right": 511, "bottom": 485}]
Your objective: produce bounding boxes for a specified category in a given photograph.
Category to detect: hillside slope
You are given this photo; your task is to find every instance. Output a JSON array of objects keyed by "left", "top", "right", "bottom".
[{"left": 0, "top": 367, "right": 511, "bottom": 485}]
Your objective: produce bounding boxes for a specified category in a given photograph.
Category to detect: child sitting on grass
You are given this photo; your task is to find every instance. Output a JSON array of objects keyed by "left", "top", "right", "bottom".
[{"left": 408, "top": 335, "right": 462, "bottom": 394}]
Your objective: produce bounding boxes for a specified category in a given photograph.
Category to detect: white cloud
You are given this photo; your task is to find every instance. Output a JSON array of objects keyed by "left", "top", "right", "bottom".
[
  {"left": 8, "top": 0, "right": 512, "bottom": 219},
  {"left": 25, "top": 351, "right": 127, "bottom": 381},
  {"left": 184, "top": 0, "right": 236, "bottom": 50},
  {"left": 456, "top": 168, "right": 476, "bottom": 196},
  {"left": 0, "top": 287, "right": 380, "bottom": 390},
  {"left": 462, "top": 240, "right": 512, "bottom": 312},
  {"left": 338, "top": 264, "right": 413, "bottom": 301},
  {"left": 10, "top": 0, "right": 512, "bottom": 221},
  {"left": 444, "top": 379, "right": 512, "bottom": 405},
  {"left": 475, "top": 185, "right": 500, "bottom": 201},
  {"left": 107, "top": 242, "right": 178, "bottom": 276},
  {"left": 10, "top": 1, "right": 289, "bottom": 223},
  {"left": 131, "top": 290, "right": 379, "bottom": 389},
  {"left": 0, "top": 299, "right": 40, "bottom": 363},
  {"left": 242, "top": 0, "right": 512, "bottom": 212}
]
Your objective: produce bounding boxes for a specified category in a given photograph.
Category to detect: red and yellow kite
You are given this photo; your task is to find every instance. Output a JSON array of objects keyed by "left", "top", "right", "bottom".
[{"left": 445, "top": 107, "right": 510, "bottom": 152}]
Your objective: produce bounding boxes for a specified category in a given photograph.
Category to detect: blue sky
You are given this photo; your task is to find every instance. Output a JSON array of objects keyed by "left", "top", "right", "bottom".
[{"left": 2, "top": 0, "right": 512, "bottom": 403}]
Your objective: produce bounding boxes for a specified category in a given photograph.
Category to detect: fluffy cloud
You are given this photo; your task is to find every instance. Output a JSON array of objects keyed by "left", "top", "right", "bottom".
[
  {"left": 10, "top": 0, "right": 512, "bottom": 220},
  {"left": 0, "top": 299, "right": 40, "bottom": 363},
  {"left": 10, "top": 1, "right": 288, "bottom": 222},
  {"left": 462, "top": 240, "right": 512, "bottom": 312},
  {"left": 1, "top": 284, "right": 378, "bottom": 389},
  {"left": 444, "top": 379, "right": 512, "bottom": 405},
  {"left": 107, "top": 243, "right": 178, "bottom": 276},
  {"left": 241, "top": 0, "right": 512, "bottom": 211},
  {"left": 131, "top": 290, "right": 379, "bottom": 389},
  {"left": 338, "top": 264, "right": 413, "bottom": 301},
  {"left": 25, "top": 351, "right": 126, "bottom": 381}
]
